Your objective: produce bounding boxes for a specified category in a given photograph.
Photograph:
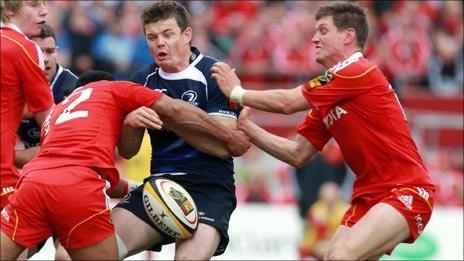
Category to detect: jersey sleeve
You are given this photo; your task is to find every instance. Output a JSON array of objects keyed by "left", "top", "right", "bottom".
[
  {"left": 296, "top": 109, "right": 332, "bottom": 151},
  {"left": 302, "top": 62, "right": 378, "bottom": 108},
  {"left": 205, "top": 77, "right": 238, "bottom": 119},
  {"left": 112, "top": 81, "right": 163, "bottom": 113},
  {"left": 19, "top": 44, "right": 53, "bottom": 112}
]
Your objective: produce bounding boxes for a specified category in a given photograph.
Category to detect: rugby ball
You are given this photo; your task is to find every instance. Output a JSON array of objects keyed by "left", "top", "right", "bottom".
[{"left": 142, "top": 177, "right": 198, "bottom": 238}]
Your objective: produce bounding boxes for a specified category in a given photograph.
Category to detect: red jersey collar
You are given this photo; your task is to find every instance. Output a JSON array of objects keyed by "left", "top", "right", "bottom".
[
  {"left": 0, "top": 22, "right": 25, "bottom": 35},
  {"left": 328, "top": 52, "right": 364, "bottom": 73}
]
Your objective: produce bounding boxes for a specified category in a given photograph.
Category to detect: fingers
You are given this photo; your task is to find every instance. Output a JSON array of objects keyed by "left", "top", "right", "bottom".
[
  {"left": 124, "top": 106, "right": 163, "bottom": 129},
  {"left": 238, "top": 106, "right": 251, "bottom": 120}
]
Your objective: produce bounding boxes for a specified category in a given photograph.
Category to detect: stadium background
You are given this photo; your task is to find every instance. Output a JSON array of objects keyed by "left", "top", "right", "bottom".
[{"left": 32, "top": 1, "right": 462, "bottom": 260}]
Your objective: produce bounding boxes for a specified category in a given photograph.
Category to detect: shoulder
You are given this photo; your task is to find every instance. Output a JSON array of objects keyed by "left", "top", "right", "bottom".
[
  {"left": 131, "top": 63, "right": 158, "bottom": 84},
  {"left": 60, "top": 68, "right": 78, "bottom": 83},
  {"left": 193, "top": 55, "right": 221, "bottom": 87},
  {"left": 2, "top": 28, "right": 42, "bottom": 63},
  {"left": 195, "top": 54, "right": 220, "bottom": 72},
  {"left": 333, "top": 58, "right": 377, "bottom": 80}
]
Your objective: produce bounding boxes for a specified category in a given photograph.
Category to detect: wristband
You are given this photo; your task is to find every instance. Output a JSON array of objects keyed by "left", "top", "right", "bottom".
[
  {"left": 230, "top": 85, "right": 247, "bottom": 104},
  {"left": 121, "top": 179, "right": 142, "bottom": 195},
  {"left": 128, "top": 180, "right": 142, "bottom": 193}
]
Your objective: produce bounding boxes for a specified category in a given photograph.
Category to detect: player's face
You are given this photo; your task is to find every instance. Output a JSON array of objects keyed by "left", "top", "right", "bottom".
[
  {"left": 11, "top": 1, "right": 47, "bottom": 37},
  {"left": 312, "top": 15, "right": 347, "bottom": 68},
  {"left": 145, "top": 18, "right": 192, "bottom": 73},
  {"left": 32, "top": 36, "right": 58, "bottom": 82}
]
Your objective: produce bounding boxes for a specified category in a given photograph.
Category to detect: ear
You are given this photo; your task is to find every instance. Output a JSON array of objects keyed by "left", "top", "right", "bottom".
[
  {"left": 4, "top": 5, "right": 16, "bottom": 17},
  {"left": 344, "top": 28, "right": 357, "bottom": 46},
  {"left": 183, "top": 27, "right": 192, "bottom": 44}
]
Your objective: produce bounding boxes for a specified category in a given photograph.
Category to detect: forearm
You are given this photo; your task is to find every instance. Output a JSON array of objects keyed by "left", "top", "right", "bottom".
[
  {"left": 244, "top": 121, "right": 315, "bottom": 168},
  {"left": 240, "top": 87, "right": 310, "bottom": 115},
  {"left": 155, "top": 98, "right": 234, "bottom": 145},
  {"left": 162, "top": 112, "right": 233, "bottom": 152},
  {"left": 242, "top": 122, "right": 302, "bottom": 167},
  {"left": 15, "top": 147, "right": 40, "bottom": 168},
  {"left": 166, "top": 127, "right": 231, "bottom": 159},
  {"left": 117, "top": 126, "right": 144, "bottom": 159}
]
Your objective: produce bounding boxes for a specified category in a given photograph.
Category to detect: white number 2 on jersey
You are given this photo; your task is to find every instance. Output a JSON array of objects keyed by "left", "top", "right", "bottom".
[{"left": 56, "top": 88, "right": 93, "bottom": 124}]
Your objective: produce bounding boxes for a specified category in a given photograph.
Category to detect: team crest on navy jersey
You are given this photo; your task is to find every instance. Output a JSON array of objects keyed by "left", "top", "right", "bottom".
[
  {"left": 306, "top": 72, "right": 333, "bottom": 89},
  {"left": 181, "top": 90, "right": 199, "bottom": 106}
]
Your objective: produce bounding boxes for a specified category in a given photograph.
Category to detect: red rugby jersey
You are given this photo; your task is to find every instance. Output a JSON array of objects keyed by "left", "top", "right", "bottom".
[
  {"left": 1, "top": 24, "right": 53, "bottom": 189},
  {"left": 23, "top": 81, "right": 163, "bottom": 186},
  {"left": 297, "top": 52, "right": 435, "bottom": 199}
]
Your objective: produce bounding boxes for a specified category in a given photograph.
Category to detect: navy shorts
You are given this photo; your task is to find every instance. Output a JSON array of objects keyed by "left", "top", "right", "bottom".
[{"left": 114, "top": 174, "right": 237, "bottom": 256}]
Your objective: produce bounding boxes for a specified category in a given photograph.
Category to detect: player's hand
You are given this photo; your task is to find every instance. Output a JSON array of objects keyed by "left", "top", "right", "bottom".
[
  {"left": 211, "top": 62, "right": 241, "bottom": 98},
  {"left": 124, "top": 106, "right": 163, "bottom": 130},
  {"left": 237, "top": 106, "right": 252, "bottom": 131},
  {"left": 227, "top": 129, "right": 250, "bottom": 157}
]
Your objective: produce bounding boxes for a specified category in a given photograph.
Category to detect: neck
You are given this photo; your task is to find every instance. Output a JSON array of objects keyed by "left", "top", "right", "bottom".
[{"left": 326, "top": 48, "right": 361, "bottom": 68}]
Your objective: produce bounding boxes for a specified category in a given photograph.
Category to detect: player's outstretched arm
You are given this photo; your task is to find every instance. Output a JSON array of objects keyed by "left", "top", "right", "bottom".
[
  {"left": 237, "top": 107, "right": 317, "bottom": 168},
  {"left": 211, "top": 62, "right": 310, "bottom": 114},
  {"left": 151, "top": 95, "right": 250, "bottom": 159}
]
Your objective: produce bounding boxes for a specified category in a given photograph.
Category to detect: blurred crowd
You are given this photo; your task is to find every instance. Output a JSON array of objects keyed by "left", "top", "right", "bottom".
[
  {"left": 45, "top": 0, "right": 463, "bottom": 95},
  {"left": 43, "top": 1, "right": 462, "bottom": 208}
]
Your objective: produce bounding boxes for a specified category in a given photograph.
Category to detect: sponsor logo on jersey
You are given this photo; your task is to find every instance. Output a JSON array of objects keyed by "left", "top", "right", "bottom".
[
  {"left": 1, "top": 186, "right": 14, "bottom": 195},
  {"left": 1, "top": 208, "right": 10, "bottom": 223},
  {"left": 415, "top": 214, "right": 424, "bottom": 234},
  {"left": 415, "top": 187, "right": 430, "bottom": 201},
  {"left": 181, "top": 90, "right": 199, "bottom": 106},
  {"left": 323, "top": 106, "right": 348, "bottom": 129},
  {"left": 397, "top": 194, "right": 413, "bottom": 210},
  {"left": 306, "top": 72, "right": 333, "bottom": 89}
]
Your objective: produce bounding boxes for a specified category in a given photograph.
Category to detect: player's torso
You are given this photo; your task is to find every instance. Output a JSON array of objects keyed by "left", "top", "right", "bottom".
[
  {"left": 132, "top": 54, "right": 235, "bottom": 179},
  {"left": 37, "top": 85, "right": 122, "bottom": 169},
  {"left": 0, "top": 28, "right": 41, "bottom": 181},
  {"left": 311, "top": 61, "right": 431, "bottom": 194}
]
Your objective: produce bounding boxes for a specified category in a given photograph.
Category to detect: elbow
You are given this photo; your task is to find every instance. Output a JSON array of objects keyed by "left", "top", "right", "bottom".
[
  {"left": 280, "top": 102, "right": 299, "bottom": 115},
  {"left": 290, "top": 153, "right": 313, "bottom": 168},
  {"left": 118, "top": 152, "right": 134, "bottom": 160},
  {"left": 213, "top": 146, "right": 233, "bottom": 160},
  {"left": 289, "top": 158, "right": 306, "bottom": 169},
  {"left": 117, "top": 148, "right": 137, "bottom": 159}
]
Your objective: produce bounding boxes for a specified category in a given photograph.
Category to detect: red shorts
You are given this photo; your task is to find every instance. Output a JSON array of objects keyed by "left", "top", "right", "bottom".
[
  {"left": 341, "top": 186, "right": 434, "bottom": 243},
  {"left": 1, "top": 186, "right": 15, "bottom": 210},
  {"left": 0, "top": 166, "right": 114, "bottom": 249}
]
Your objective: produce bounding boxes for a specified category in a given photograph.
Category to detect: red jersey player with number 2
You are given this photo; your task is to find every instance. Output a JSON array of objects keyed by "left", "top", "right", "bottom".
[
  {"left": 1, "top": 70, "right": 250, "bottom": 260},
  {"left": 211, "top": 2, "right": 435, "bottom": 260}
]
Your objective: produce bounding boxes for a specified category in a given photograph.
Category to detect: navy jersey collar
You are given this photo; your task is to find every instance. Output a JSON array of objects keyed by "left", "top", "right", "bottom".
[{"left": 189, "top": 46, "right": 201, "bottom": 64}]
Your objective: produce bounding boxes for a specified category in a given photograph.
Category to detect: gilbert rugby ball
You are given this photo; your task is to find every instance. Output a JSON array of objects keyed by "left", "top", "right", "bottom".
[{"left": 142, "top": 177, "right": 198, "bottom": 238}]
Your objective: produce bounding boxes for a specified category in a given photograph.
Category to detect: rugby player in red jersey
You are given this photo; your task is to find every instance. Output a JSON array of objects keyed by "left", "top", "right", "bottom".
[
  {"left": 211, "top": 2, "right": 435, "bottom": 260},
  {"left": 0, "top": 0, "right": 52, "bottom": 209},
  {"left": 1, "top": 70, "right": 249, "bottom": 260}
]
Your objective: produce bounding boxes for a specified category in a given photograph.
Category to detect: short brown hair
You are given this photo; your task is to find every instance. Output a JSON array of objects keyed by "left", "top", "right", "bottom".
[
  {"left": 141, "top": 1, "right": 191, "bottom": 34},
  {"left": 316, "top": 2, "right": 369, "bottom": 50},
  {"left": 1, "top": 0, "right": 22, "bottom": 23},
  {"left": 37, "top": 23, "right": 56, "bottom": 42}
]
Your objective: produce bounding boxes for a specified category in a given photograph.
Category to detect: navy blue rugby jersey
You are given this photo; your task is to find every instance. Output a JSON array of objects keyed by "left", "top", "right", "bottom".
[
  {"left": 18, "top": 65, "right": 78, "bottom": 148},
  {"left": 50, "top": 64, "right": 78, "bottom": 104},
  {"left": 131, "top": 47, "right": 239, "bottom": 181}
]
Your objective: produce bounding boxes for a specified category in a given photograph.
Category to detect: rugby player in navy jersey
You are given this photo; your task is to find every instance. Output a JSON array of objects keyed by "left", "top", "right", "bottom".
[
  {"left": 111, "top": 1, "right": 245, "bottom": 259},
  {"left": 15, "top": 24, "right": 78, "bottom": 167}
]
